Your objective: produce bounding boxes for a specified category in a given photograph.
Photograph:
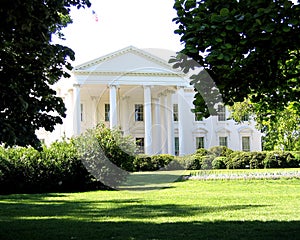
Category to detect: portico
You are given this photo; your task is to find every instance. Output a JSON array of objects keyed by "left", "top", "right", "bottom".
[{"left": 41, "top": 46, "right": 262, "bottom": 154}]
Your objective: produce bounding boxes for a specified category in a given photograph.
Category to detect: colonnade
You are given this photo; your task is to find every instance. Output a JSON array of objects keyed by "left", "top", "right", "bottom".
[{"left": 72, "top": 84, "right": 188, "bottom": 156}]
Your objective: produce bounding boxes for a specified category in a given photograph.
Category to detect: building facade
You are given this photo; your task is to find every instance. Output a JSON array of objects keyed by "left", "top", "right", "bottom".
[{"left": 37, "top": 46, "right": 262, "bottom": 155}]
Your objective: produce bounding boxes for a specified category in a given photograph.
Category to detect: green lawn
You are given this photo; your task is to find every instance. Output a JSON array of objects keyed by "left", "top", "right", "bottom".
[{"left": 1, "top": 176, "right": 300, "bottom": 239}]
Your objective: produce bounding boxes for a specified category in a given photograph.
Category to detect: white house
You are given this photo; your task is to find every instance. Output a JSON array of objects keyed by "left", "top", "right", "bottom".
[{"left": 37, "top": 46, "right": 262, "bottom": 155}]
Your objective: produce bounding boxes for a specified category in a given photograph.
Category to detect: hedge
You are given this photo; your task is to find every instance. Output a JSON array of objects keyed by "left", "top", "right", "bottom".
[
  {"left": 0, "top": 141, "right": 102, "bottom": 194},
  {"left": 1, "top": 140, "right": 300, "bottom": 194}
]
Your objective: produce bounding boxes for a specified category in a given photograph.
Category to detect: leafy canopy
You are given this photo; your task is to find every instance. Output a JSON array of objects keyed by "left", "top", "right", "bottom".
[
  {"left": 0, "top": 0, "right": 91, "bottom": 149},
  {"left": 172, "top": 0, "right": 300, "bottom": 117},
  {"left": 229, "top": 100, "right": 300, "bottom": 151}
]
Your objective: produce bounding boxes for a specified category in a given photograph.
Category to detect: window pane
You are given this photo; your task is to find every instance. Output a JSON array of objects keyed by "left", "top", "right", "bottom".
[
  {"left": 196, "top": 137, "right": 204, "bottom": 149},
  {"left": 135, "top": 104, "right": 144, "bottom": 121},
  {"left": 105, "top": 104, "right": 110, "bottom": 122},
  {"left": 136, "top": 138, "right": 144, "bottom": 154},
  {"left": 173, "top": 104, "right": 178, "bottom": 121},
  {"left": 242, "top": 136, "right": 250, "bottom": 151},
  {"left": 217, "top": 105, "right": 226, "bottom": 121},
  {"left": 80, "top": 103, "right": 83, "bottom": 122},
  {"left": 219, "top": 137, "right": 228, "bottom": 147},
  {"left": 174, "top": 137, "right": 179, "bottom": 156}
]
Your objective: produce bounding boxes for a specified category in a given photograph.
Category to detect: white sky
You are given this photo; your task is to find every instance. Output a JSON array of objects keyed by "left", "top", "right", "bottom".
[{"left": 55, "top": 0, "right": 183, "bottom": 65}]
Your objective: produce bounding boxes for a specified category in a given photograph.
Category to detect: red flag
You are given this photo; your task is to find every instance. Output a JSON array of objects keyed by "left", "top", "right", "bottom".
[{"left": 92, "top": 10, "right": 98, "bottom": 22}]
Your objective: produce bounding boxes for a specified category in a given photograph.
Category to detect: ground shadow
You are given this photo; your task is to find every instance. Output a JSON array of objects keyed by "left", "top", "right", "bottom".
[{"left": 1, "top": 195, "right": 297, "bottom": 240}]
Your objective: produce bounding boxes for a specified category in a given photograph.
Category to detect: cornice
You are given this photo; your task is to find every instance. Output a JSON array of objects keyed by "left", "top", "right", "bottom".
[{"left": 73, "top": 71, "right": 185, "bottom": 78}]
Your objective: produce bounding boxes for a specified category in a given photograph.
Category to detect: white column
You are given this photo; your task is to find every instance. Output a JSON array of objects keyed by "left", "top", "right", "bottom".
[
  {"left": 159, "top": 94, "right": 168, "bottom": 154},
  {"left": 91, "top": 96, "right": 98, "bottom": 127},
  {"left": 73, "top": 84, "right": 81, "bottom": 136},
  {"left": 109, "top": 85, "right": 117, "bottom": 129},
  {"left": 122, "top": 96, "right": 130, "bottom": 135},
  {"left": 166, "top": 90, "right": 174, "bottom": 155},
  {"left": 144, "top": 85, "right": 152, "bottom": 155},
  {"left": 153, "top": 98, "right": 161, "bottom": 154},
  {"left": 177, "top": 86, "right": 186, "bottom": 156}
]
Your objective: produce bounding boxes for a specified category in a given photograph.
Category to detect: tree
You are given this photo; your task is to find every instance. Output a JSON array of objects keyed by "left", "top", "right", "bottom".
[
  {"left": 229, "top": 100, "right": 300, "bottom": 151},
  {"left": 172, "top": 0, "right": 300, "bottom": 118},
  {"left": 0, "top": 0, "right": 91, "bottom": 149}
]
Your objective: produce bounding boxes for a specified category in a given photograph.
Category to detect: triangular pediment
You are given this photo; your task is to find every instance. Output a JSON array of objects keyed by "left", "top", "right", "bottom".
[{"left": 73, "top": 46, "right": 180, "bottom": 75}]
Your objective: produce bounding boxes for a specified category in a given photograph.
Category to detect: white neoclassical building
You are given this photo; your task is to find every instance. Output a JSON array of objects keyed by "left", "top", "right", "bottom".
[{"left": 37, "top": 46, "right": 262, "bottom": 155}]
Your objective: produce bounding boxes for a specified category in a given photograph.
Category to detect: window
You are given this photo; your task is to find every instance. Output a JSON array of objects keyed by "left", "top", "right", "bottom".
[
  {"left": 173, "top": 104, "right": 178, "bottom": 121},
  {"left": 196, "top": 137, "right": 205, "bottom": 149},
  {"left": 217, "top": 105, "right": 226, "bottom": 121},
  {"left": 80, "top": 103, "right": 84, "bottom": 122},
  {"left": 242, "top": 136, "right": 250, "bottom": 152},
  {"left": 135, "top": 104, "right": 144, "bottom": 121},
  {"left": 104, "top": 104, "right": 110, "bottom": 122},
  {"left": 136, "top": 138, "right": 144, "bottom": 154},
  {"left": 174, "top": 137, "right": 179, "bottom": 156},
  {"left": 219, "top": 137, "right": 228, "bottom": 147}
]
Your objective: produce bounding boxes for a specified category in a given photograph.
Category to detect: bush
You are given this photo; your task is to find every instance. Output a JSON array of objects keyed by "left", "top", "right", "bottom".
[
  {"left": 196, "top": 148, "right": 210, "bottom": 156},
  {"left": 249, "top": 152, "right": 266, "bottom": 169},
  {"left": 212, "top": 156, "right": 227, "bottom": 169},
  {"left": 200, "top": 155, "right": 215, "bottom": 170},
  {"left": 151, "top": 154, "right": 174, "bottom": 170},
  {"left": 0, "top": 141, "right": 102, "bottom": 194},
  {"left": 133, "top": 154, "right": 153, "bottom": 171},
  {"left": 227, "top": 151, "right": 251, "bottom": 169},
  {"left": 133, "top": 154, "right": 175, "bottom": 171},
  {"left": 264, "top": 151, "right": 297, "bottom": 168},
  {"left": 209, "top": 146, "right": 233, "bottom": 157},
  {"left": 75, "top": 123, "right": 137, "bottom": 187}
]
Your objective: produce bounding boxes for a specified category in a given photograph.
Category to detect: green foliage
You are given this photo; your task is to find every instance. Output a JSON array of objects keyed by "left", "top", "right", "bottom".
[
  {"left": 200, "top": 155, "right": 214, "bottom": 170},
  {"left": 230, "top": 101, "right": 300, "bottom": 151},
  {"left": 75, "top": 123, "right": 136, "bottom": 187},
  {"left": 133, "top": 154, "right": 175, "bottom": 171},
  {"left": 133, "top": 155, "right": 153, "bottom": 171},
  {"left": 0, "top": 141, "right": 101, "bottom": 194},
  {"left": 208, "top": 146, "right": 233, "bottom": 157},
  {"left": 172, "top": 0, "right": 300, "bottom": 119},
  {"left": 195, "top": 148, "right": 210, "bottom": 156},
  {"left": 249, "top": 152, "right": 266, "bottom": 169},
  {"left": 212, "top": 157, "right": 227, "bottom": 169},
  {"left": 227, "top": 151, "right": 252, "bottom": 169},
  {"left": 0, "top": 0, "right": 91, "bottom": 149}
]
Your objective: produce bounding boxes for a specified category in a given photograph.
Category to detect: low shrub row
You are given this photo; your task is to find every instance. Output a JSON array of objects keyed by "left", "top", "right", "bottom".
[
  {"left": 0, "top": 141, "right": 104, "bottom": 194},
  {"left": 173, "top": 147, "right": 300, "bottom": 170},
  {"left": 1, "top": 126, "right": 300, "bottom": 194}
]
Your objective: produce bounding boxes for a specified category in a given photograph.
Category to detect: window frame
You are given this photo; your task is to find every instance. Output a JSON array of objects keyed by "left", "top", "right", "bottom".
[
  {"left": 134, "top": 104, "right": 144, "bottom": 122},
  {"left": 242, "top": 136, "right": 251, "bottom": 152},
  {"left": 219, "top": 136, "right": 228, "bottom": 147},
  {"left": 104, "top": 103, "right": 110, "bottom": 122}
]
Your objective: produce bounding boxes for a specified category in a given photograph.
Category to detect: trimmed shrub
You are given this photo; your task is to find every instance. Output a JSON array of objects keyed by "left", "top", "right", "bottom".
[
  {"left": 249, "top": 152, "right": 266, "bottom": 169},
  {"left": 133, "top": 154, "right": 153, "bottom": 171},
  {"left": 200, "top": 155, "right": 215, "bottom": 170},
  {"left": 151, "top": 154, "right": 174, "bottom": 170},
  {"left": 209, "top": 146, "right": 233, "bottom": 157},
  {"left": 0, "top": 142, "right": 102, "bottom": 194},
  {"left": 227, "top": 151, "right": 251, "bottom": 169},
  {"left": 212, "top": 156, "right": 227, "bottom": 169},
  {"left": 264, "top": 151, "right": 297, "bottom": 168},
  {"left": 196, "top": 148, "right": 210, "bottom": 156}
]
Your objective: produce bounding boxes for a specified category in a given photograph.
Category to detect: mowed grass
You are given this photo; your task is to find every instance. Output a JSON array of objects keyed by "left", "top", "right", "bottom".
[{"left": 1, "top": 177, "right": 300, "bottom": 240}]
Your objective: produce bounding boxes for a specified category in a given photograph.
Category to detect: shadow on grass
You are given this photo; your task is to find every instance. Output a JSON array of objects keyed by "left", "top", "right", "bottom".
[
  {"left": 1, "top": 195, "right": 299, "bottom": 240},
  {"left": 1, "top": 219, "right": 299, "bottom": 240},
  {"left": 118, "top": 171, "right": 187, "bottom": 190}
]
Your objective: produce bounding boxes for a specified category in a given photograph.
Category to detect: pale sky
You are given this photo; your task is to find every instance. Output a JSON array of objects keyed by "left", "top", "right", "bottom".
[{"left": 55, "top": 0, "right": 183, "bottom": 65}]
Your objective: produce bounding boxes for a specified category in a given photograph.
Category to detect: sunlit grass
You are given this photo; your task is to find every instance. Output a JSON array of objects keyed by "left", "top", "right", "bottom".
[{"left": 1, "top": 176, "right": 300, "bottom": 239}]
